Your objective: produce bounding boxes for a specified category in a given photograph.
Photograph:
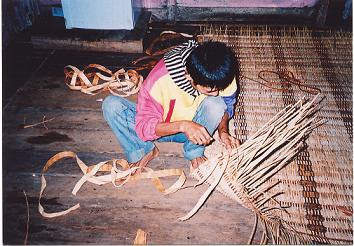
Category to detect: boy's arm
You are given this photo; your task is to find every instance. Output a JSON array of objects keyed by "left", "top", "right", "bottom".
[
  {"left": 217, "top": 112, "right": 241, "bottom": 150},
  {"left": 155, "top": 121, "right": 213, "bottom": 146},
  {"left": 135, "top": 85, "right": 164, "bottom": 141},
  {"left": 219, "top": 77, "right": 241, "bottom": 150},
  {"left": 136, "top": 79, "right": 212, "bottom": 145}
]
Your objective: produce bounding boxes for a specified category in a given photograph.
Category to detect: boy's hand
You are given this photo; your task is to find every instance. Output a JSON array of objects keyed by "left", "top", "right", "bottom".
[
  {"left": 219, "top": 131, "right": 240, "bottom": 151},
  {"left": 181, "top": 121, "right": 213, "bottom": 145}
]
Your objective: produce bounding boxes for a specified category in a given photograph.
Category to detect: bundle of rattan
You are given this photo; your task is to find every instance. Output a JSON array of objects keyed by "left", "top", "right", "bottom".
[
  {"left": 181, "top": 95, "right": 324, "bottom": 244},
  {"left": 64, "top": 64, "right": 143, "bottom": 96}
]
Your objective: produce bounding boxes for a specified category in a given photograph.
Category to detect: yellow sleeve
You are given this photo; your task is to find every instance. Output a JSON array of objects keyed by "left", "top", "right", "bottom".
[{"left": 220, "top": 77, "right": 237, "bottom": 97}]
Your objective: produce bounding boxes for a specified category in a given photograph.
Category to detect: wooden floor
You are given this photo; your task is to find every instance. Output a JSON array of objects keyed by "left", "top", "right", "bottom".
[{"left": 3, "top": 40, "right": 262, "bottom": 244}]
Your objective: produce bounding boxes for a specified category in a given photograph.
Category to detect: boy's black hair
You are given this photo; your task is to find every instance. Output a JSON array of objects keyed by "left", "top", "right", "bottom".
[{"left": 186, "top": 41, "right": 239, "bottom": 90}]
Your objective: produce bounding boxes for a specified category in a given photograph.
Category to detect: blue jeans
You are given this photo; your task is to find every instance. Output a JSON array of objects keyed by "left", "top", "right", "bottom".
[{"left": 102, "top": 95, "right": 226, "bottom": 163}]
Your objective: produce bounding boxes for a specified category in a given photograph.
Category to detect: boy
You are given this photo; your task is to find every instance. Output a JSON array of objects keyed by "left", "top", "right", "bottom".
[{"left": 102, "top": 40, "right": 240, "bottom": 171}]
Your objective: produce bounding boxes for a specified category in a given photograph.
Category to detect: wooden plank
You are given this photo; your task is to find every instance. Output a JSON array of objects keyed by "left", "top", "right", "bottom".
[
  {"left": 4, "top": 127, "right": 184, "bottom": 159},
  {"left": 4, "top": 96, "right": 185, "bottom": 156},
  {"left": 3, "top": 127, "right": 185, "bottom": 156},
  {"left": 30, "top": 11, "right": 152, "bottom": 53},
  {"left": 3, "top": 149, "right": 188, "bottom": 176},
  {"left": 4, "top": 186, "right": 262, "bottom": 244},
  {"left": 5, "top": 73, "right": 134, "bottom": 110},
  {"left": 31, "top": 37, "right": 143, "bottom": 53},
  {"left": 3, "top": 149, "right": 262, "bottom": 244},
  {"left": 3, "top": 46, "right": 55, "bottom": 105},
  {"left": 4, "top": 62, "right": 149, "bottom": 111},
  {"left": 43, "top": 50, "right": 144, "bottom": 68},
  {"left": 3, "top": 69, "right": 186, "bottom": 156},
  {"left": 175, "top": 7, "right": 317, "bottom": 23}
]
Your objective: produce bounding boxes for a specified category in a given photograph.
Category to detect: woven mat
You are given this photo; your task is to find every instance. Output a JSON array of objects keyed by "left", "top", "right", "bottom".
[{"left": 201, "top": 25, "right": 352, "bottom": 244}]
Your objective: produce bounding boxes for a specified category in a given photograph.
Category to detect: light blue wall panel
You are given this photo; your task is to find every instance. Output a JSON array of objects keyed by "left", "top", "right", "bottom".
[{"left": 61, "top": 0, "right": 136, "bottom": 30}]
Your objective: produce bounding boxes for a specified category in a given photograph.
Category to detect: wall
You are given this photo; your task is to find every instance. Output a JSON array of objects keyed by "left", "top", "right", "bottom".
[
  {"left": 2, "top": 0, "right": 40, "bottom": 47},
  {"left": 37, "top": 0, "right": 322, "bottom": 22},
  {"left": 137, "top": 0, "right": 319, "bottom": 8}
]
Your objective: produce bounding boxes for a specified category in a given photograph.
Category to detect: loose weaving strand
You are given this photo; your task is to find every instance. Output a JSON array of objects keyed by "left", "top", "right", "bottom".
[
  {"left": 184, "top": 95, "right": 325, "bottom": 244},
  {"left": 38, "top": 151, "right": 186, "bottom": 218},
  {"left": 133, "top": 229, "right": 147, "bottom": 245},
  {"left": 64, "top": 64, "right": 143, "bottom": 96},
  {"left": 241, "top": 70, "right": 321, "bottom": 95}
]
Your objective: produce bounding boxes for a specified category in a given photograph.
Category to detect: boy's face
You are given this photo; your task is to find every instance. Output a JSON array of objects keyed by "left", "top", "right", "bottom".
[
  {"left": 195, "top": 84, "right": 219, "bottom": 96},
  {"left": 185, "top": 73, "right": 219, "bottom": 96}
]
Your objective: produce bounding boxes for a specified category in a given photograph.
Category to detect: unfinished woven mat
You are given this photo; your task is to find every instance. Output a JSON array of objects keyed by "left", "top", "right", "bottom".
[{"left": 196, "top": 25, "right": 352, "bottom": 244}]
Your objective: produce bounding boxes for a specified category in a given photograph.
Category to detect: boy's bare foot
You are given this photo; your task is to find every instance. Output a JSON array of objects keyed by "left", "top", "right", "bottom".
[
  {"left": 130, "top": 147, "right": 159, "bottom": 174},
  {"left": 190, "top": 156, "right": 208, "bottom": 169}
]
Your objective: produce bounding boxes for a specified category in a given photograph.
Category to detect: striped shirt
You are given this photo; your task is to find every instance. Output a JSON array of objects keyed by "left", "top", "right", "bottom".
[
  {"left": 164, "top": 40, "right": 200, "bottom": 97},
  {"left": 135, "top": 40, "right": 238, "bottom": 141}
]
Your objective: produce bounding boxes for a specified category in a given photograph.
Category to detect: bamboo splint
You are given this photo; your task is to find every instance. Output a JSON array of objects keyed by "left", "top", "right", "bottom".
[
  {"left": 183, "top": 95, "right": 324, "bottom": 244},
  {"left": 64, "top": 64, "right": 143, "bottom": 96},
  {"left": 133, "top": 229, "right": 147, "bottom": 245}
]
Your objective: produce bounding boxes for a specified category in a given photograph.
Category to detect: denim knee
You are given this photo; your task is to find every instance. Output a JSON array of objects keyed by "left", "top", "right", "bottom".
[
  {"left": 200, "top": 96, "right": 227, "bottom": 120},
  {"left": 102, "top": 95, "right": 127, "bottom": 117}
]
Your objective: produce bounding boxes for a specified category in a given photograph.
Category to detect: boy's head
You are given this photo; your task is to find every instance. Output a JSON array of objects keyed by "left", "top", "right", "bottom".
[{"left": 186, "top": 41, "right": 239, "bottom": 96}]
